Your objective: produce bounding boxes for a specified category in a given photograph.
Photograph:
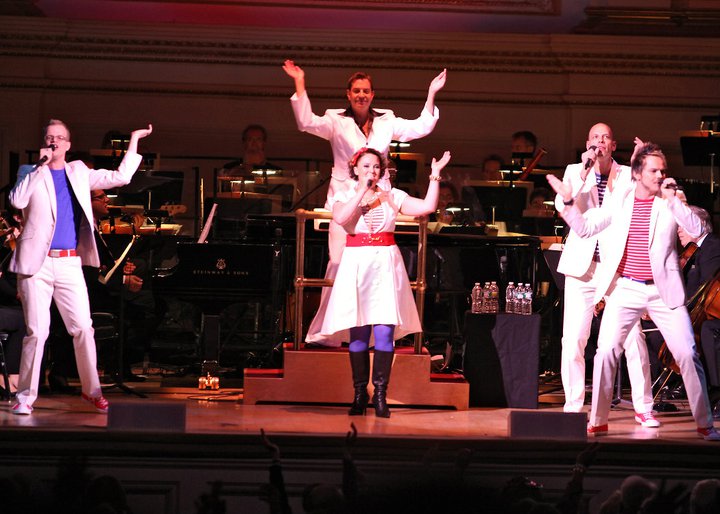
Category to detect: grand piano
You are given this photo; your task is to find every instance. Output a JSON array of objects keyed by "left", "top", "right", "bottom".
[{"left": 141, "top": 213, "right": 544, "bottom": 372}]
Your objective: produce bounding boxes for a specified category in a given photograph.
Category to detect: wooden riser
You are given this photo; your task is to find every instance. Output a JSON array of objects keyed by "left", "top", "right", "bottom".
[{"left": 243, "top": 348, "right": 469, "bottom": 410}]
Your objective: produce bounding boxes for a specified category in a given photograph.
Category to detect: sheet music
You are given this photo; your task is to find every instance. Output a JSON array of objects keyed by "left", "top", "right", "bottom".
[
  {"left": 198, "top": 203, "right": 218, "bottom": 244},
  {"left": 98, "top": 235, "right": 138, "bottom": 285}
]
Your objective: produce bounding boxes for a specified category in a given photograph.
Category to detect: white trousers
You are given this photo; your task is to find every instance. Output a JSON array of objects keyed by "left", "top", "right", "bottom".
[
  {"left": 16, "top": 255, "right": 101, "bottom": 406},
  {"left": 562, "top": 261, "right": 653, "bottom": 413},
  {"left": 590, "top": 275, "right": 713, "bottom": 428}
]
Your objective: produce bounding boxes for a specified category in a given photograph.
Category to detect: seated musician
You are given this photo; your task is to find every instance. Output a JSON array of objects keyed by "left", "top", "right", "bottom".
[
  {"left": 679, "top": 206, "right": 720, "bottom": 415},
  {"left": 218, "top": 125, "right": 283, "bottom": 191},
  {"left": 524, "top": 187, "right": 554, "bottom": 215},
  {"left": 0, "top": 207, "right": 24, "bottom": 393},
  {"left": 87, "top": 189, "right": 161, "bottom": 381}
]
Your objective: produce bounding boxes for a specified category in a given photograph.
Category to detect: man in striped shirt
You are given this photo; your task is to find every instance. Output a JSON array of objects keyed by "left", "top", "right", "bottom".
[
  {"left": 548, "top": 142, "right": 719, "bottom": 440},
  {"left": 554, "top": 123, "right": 655, "bottom": 426}
]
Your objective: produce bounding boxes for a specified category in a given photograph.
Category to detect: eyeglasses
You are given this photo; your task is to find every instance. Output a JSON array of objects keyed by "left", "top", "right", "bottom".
[
  {"left": 44, "top": 134, "right": 68, "bottom": 143},
  {"left": 91, "top": 194, "right": 108, "bottom": 201}
]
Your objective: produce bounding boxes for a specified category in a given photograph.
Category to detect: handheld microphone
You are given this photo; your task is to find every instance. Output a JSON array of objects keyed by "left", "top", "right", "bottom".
[
  {"left": 366, "top": 179, "right": 373, "bottom": 189},
  {"left": 33, "top": 144, "right": 57, "bottom": 167},
  {"left": 664, "top": 183, "right": 682, "bottom": 191},
  {"left": 584, "top": 145, "right": 597, "bottom": 170}
]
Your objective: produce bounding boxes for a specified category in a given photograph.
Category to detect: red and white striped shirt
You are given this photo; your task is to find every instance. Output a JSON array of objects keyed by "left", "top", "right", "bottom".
[{"left": 617, "top": 197, "right": 654, "bottom": 281}]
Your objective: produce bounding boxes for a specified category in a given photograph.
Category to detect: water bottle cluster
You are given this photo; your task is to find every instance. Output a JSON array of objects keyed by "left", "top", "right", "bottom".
[
  {"left": 470, "top": 281, "right": 500, "bottom": 314},
  {"left": 505, "top": 282, "right": 533, "bottom": 315},
  {"left": 471, "top": 281, "right": 533, "bottom": 315}
]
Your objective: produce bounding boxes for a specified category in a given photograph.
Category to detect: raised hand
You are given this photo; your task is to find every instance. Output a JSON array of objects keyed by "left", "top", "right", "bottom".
[
  {"left": 131, "top": 124, "right": 153, "bottom": 140},
  {"left": 428, "top": 68, "right": 447, "bottom": 94},
  {"left": 282, "top": 59, "right": 304, "bottom": 81},
  {"left": 430, "top": 150, "right": 452, "bottom": 177},
  {"left": 127, "top": 124, "right": 153, "bottom": 154},
  {"left": 630, "top": 136, "right": 645, "bottom": 165},
  {"left": 547, "top": 174, "right": 572, "bottom": 203}
]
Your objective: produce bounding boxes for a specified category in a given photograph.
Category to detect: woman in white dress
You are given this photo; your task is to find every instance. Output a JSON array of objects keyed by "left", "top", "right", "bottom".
[{"left": 321, "top": 147, "right": 451, "bottom": 417}]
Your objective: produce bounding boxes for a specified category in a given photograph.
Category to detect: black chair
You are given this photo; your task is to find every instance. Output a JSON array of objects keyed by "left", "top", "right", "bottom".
[
  {"left": 0, "top": 331, "right": 11, "bottom": 401},
  {"left": 93, "top": 311, "right": 146, "bottom": 398}
]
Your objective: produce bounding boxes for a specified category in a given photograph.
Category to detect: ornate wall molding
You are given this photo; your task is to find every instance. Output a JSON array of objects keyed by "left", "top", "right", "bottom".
[{"left": 1, "top": 18, "right": 720, "bottom": 77}]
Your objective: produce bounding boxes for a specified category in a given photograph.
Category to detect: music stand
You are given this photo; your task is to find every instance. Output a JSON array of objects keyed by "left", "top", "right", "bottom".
[{"left": 680, "top": 130, "right": 720, "bottom": 194}]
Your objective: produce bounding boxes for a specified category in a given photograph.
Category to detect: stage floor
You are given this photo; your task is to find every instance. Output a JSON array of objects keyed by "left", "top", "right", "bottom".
[{"left": 0, "top": 375, "right": 713, "bottom": 443}]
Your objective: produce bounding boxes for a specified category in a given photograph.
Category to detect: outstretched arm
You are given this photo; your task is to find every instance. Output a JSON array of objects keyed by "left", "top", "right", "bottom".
[
  {"left": 423, "top": 69, "right": 447, "bottom": 114},
  {"left": 400, "top": 151, "right": 451, "bottom": 216},
  {"left": 126, "top": 124, "right": 153, "bottom": 154},
  {"left": 282, "top": 59, "right": 306, "bottom": 97}
]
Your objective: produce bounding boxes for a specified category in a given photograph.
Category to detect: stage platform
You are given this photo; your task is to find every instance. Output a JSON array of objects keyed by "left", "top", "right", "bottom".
[{"left": 1, "top": 377, "right": 719, "bottom": 514}]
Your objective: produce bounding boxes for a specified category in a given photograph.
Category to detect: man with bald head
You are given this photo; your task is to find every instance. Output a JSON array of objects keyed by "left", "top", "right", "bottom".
[{"left": 553, "top": 123, "right": 657, "bottom": 427}]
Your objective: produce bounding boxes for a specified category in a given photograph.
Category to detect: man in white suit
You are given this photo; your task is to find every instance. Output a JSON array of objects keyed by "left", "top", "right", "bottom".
[
  {"left": 9, "top": 119, "right": 152, "bottom": 415},
  {"left": 555, "top": 123, "right": 656, "bottom": 427},
  {"left": 548, "top": 142, "right": 719, "bottom": 440}
]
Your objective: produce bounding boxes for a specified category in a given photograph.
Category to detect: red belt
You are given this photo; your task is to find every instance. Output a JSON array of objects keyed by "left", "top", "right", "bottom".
[
  {"left": 48, "top": 249, "right": 77, "bottom": 258},
  {"left": 346, "top": 232, "right": 395, "bottom": 247}
]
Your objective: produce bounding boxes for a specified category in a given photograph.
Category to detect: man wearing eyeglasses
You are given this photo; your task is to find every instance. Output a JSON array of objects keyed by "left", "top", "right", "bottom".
[{"left": 8, "top": 119, "right": 152, "bottom": 415}]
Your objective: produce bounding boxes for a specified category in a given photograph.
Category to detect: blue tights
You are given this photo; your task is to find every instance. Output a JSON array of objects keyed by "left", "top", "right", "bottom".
[{"left": 348, "top": 325, "right": 395, "bottom": 353}]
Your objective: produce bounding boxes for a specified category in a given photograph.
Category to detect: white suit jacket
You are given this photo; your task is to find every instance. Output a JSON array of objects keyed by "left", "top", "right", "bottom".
[
  {"left": 562, "top": 182, "right": 703, "bottom": 309},
  {"left": 555, "top": 160, "right": 630, "bottom": 278},
  {"left": 290, "top": 91, "right": 439, "bottom": 187},
  {"left": 9, "top": 153, "right": 142, "bottom": 276}
]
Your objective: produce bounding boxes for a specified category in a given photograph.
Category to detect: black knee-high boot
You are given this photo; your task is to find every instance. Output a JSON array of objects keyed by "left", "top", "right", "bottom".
[
  {"left": 348, "top": 351, "right": 370, "bottom": 415},
  {"left": 371, "top": 350, "right": 394, "bottom": 418}
]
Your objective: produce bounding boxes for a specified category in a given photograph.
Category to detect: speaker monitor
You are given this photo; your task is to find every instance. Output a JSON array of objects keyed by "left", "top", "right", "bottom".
[
  {"left": 508, "top": 411, "right": 587, "bottom": 440},
  {"left": 108, "top": 401, "right": 186, "bottom": 432}
]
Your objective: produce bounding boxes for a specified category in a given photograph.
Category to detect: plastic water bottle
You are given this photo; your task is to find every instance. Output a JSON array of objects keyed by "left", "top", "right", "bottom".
[
  {"left": 514, "top": 283, "right": 525, "bottom": 314},
  {"left": 522, "top": 283, "right": 533, "bottom": 315},
  {"left": 489, "top": 281, "right": 499, "bottom": 313},
  {"left": 505, "top": 282, "right": 515, "bottom": 314},
  {"left": 471, "top": 283, "right": 482, "bottom": 314},
  {"left": 482, "top": 282, "right": 492, "bottom": 313}
]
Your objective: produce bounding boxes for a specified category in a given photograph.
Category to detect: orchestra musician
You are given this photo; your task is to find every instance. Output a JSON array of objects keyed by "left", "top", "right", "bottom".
[
  {"left": 553, "top": 123, "right": 657, "bottom": 426},
  {"left": 9, "top": 119, "right": 152, "bottom": 415},
  {"left": 218, "top": 124, "right": 283, "bottom": 183},
  {"left": 548, "top": 142, "right": 720, "bottom": 440},
  {"left": 319, "top": 148, "right": 451, "bottom": 417},
  {"left": 0, "top": 208, "right": 24, "bottom": 393},
  {"left": 88, "top": 189, "right": 158, "bottom": 381},
  {"left": 282, "top": 59, "right": 446, "bottom": 347},
  {"left": 679, "top": 206, "right": 720, "bottom": 416}
]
